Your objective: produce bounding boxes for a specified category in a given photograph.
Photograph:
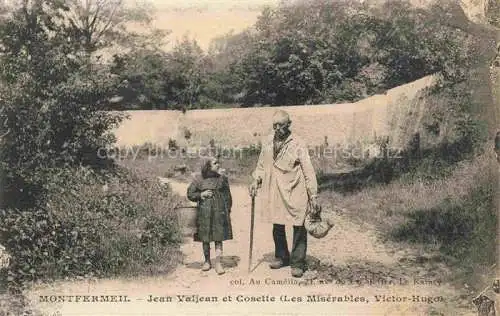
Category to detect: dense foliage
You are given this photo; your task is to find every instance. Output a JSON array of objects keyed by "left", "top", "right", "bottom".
[
  {"left": 110, "top": 0, "right": 473, "bottom": 109},
  {"left": 0, "top": 167, "right": 182, "bottom": 286},
  {"left": 111, "top": 36, "right": 212, "bottom": 109},
  {"left": 0, "top": 0, "right": 181, "bottom": 288},
  {"left": 0, "top": 1, "right": 124, "bottom": 209}
]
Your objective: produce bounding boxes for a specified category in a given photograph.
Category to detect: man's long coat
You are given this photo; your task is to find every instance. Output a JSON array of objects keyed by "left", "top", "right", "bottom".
[{"left": 252, "top": 133, "right": 318, "bottom": 226}]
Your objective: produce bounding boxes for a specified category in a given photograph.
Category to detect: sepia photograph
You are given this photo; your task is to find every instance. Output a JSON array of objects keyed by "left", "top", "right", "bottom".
[{"left": 0, "top": 0, "right": 498, "bottom": 315}]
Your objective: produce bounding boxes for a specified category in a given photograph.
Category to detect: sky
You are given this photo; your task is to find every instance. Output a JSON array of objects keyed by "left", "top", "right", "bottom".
[{"left": 131, "top": 0, "right": 280, "bottom": 51}]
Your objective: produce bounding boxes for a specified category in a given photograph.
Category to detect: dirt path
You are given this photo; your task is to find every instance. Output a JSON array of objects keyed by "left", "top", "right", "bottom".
[{"left": 27, "top": 180, "right": 476, "bottom": 316}]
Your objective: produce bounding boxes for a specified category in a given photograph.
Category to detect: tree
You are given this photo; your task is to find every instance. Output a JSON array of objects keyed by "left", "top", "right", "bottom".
[
  {"left": 110, "top": 47, "right": 171, "bottom": 109},
  {"left": 110, "top": 35, "right": 216, "bottom": 110},
  {"left": 207, "top": 30, "right": 258, "bottom": 104},
  {"left": 427, "top": 0, "right": 499, "bottom": 138},
  {"left": 0, "top": 0, "right": 124, "bottom": 210},
  {"left": 208, "top": 0, "right": 473, "bottom": 106},
  {"left": 62, "top": 0, "right": 164, "bottom": 53}
]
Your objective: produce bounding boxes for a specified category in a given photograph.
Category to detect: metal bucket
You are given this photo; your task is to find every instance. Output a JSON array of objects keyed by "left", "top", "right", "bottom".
[{"left": 175, "top": 205, "right": 197, "bottom": 237}]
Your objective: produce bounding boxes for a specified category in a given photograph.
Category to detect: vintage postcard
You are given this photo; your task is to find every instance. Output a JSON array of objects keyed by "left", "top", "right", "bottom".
[{"left": 0, "top": 0, "right": 498, "bottom": 315}]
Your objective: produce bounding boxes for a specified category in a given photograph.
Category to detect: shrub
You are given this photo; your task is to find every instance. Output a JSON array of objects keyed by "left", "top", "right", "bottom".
[
  {"left": 394, "top": 75, "right": 490, "bottom": 182},
  {"left": 0, "top": 0, "right": 182, "bottom": 294},
  {"left": 0, "top": 166, "right": 182, "bottom": 287},
  {"left": 0, "top": 293, "right": 42, "bottom": 316},
  {"left": 0, "top": 1, "right": 125, "bottom": 213}
]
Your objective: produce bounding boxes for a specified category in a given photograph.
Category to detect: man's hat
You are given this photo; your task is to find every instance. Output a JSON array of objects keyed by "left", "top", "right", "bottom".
[{"left": 304, "top": 204, "right": 334, "bottom": 239}]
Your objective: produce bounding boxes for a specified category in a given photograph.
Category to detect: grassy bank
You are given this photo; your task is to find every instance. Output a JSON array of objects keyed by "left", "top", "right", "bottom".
[
  {"left": 319, "top": 151, "right": 497, "bottom": 291},
  {"left": 0, "top": 165, "right": 184, "bottom": 289},
  {"left": 0, "top": 164, "right": 184, "bottom": 314}
]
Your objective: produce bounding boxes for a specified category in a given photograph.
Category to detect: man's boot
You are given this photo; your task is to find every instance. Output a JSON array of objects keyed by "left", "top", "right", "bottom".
[
  {"left": 271, "top": 224, "right": 290, "bottom": 269},
  {"left": 290, "top": 225, "right": 307, "bottom": 278},
  {"left": 291, "top": 267, "right": 303, "bottom": 278},
  {"left": 269, "top": 257, "right": 290, "bottom": 269}
]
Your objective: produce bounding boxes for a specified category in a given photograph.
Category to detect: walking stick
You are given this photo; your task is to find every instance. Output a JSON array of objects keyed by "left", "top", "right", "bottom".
[{"left": 248, "top": 191, "right": 256, "bottom": 273}]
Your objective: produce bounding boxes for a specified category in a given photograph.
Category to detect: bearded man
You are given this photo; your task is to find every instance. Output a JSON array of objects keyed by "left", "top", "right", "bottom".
[{"left": 249, "top": 110, "right": 319, "bottom": 278}]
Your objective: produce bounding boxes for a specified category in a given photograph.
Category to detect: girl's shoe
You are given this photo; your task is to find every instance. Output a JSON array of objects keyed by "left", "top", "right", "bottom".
[
  {"left": 214, "top": 257, "right": 225, "bottom": 275},
  {"left": 202, "top": 261, "right": 211, "bottom": 271}
]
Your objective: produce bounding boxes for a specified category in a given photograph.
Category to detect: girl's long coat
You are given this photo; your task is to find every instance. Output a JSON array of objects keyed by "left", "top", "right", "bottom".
[
  {"left": 253, "top": 133, "right": 318, "bottom": 226},
  {"left": 187, "top": 174, "right": 233, "bottom": 242}
]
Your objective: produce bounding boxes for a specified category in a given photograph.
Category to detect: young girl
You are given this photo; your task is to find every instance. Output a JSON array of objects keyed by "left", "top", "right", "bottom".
[{"left": 187, "top": 157, "right": 233, "bottom": 274}]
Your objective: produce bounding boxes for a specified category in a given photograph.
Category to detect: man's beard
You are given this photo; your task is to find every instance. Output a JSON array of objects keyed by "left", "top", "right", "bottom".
[{"left": 275, "top": 128, "right": 291, "bottom": 140}]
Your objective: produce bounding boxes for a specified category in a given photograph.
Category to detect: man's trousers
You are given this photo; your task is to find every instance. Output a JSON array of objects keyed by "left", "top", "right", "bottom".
[{"left": 272, "top": 224, "right": 307, "bottom": 270}]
